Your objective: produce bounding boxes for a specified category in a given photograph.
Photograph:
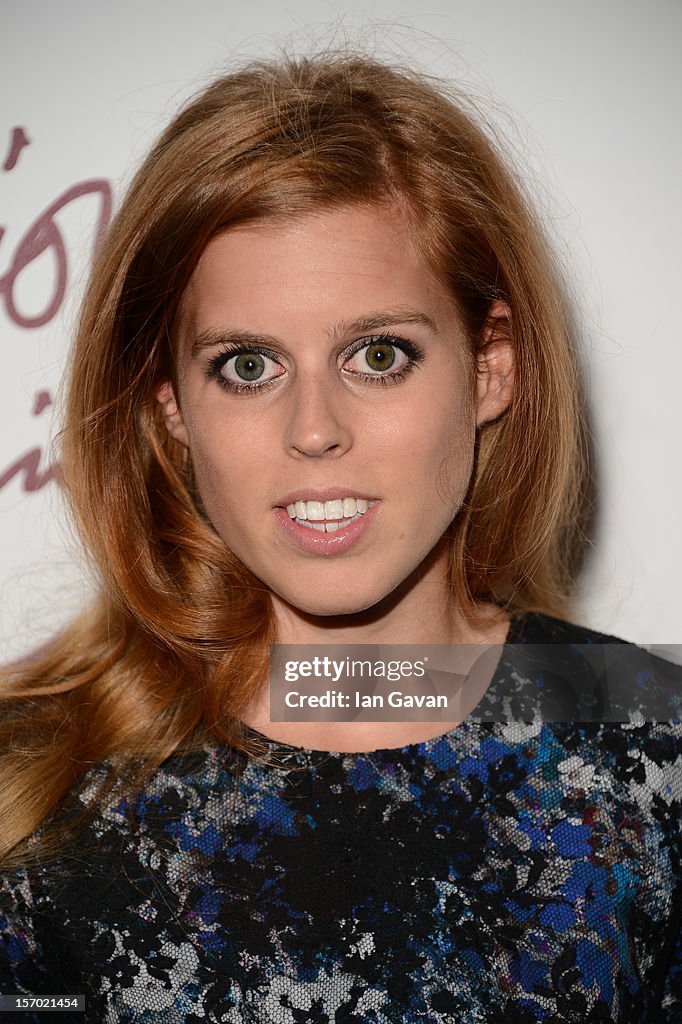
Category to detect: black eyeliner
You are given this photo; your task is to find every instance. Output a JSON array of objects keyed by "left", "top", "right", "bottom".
[
  {"left": 205, "top": 343, "right": 284, "bottom": 392},
  {"left": 342, "top": 333, "right": 425, "bottom": 364},
  {"left": 342, "top": 333, "right": 425, "bottom": 385}
]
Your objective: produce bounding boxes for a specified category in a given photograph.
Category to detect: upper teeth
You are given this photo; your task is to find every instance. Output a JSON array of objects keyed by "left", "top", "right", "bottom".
[{"left": 286, "top": 497, "right": 370, "bottom": 521}]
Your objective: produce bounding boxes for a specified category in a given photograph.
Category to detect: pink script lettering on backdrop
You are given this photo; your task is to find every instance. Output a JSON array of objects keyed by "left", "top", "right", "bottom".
[{"left": 0, "top": 126, "right": 113, "bottom": 496}]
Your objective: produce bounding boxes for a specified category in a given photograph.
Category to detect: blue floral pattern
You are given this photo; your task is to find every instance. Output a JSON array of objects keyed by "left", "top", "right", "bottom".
[{"left": 1, "top": 614, "right": 680, "bottom": 1022}]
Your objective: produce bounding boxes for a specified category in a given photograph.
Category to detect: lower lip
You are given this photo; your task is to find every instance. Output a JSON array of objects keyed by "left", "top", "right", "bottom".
[{"left": 272, "top": 502, "right": 380, "bottom": 555}]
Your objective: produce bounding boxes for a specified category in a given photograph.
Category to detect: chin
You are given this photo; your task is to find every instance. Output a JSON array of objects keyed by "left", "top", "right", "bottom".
[{"left": 275, "top": 583, "right": 393, "bottom": 619}]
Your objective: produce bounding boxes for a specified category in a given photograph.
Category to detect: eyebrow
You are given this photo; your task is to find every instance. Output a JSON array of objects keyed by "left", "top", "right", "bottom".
[
  {"left": 191, "top": 328, "right": 277, "bottom": 358},
  {"left": 190, "top": 307, "right": 439, "bottom": 357}
]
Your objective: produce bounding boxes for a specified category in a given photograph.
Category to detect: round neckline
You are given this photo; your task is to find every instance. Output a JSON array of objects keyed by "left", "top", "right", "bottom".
[{"left": 241, "top": 611, "right": 528, "bottom": 762}]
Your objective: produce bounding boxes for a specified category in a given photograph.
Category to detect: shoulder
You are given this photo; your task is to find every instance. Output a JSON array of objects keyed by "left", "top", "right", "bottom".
[
  {"left": 509, "top": 610, "right": 623, "bottom": 645},
  {"left": 500, "top": 611, "right": 682, "bottom": 725}
]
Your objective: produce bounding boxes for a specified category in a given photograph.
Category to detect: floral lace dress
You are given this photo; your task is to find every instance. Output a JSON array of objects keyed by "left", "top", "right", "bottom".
[{"left": 1, "top": 613, "right": 681, "bottom": 1023}]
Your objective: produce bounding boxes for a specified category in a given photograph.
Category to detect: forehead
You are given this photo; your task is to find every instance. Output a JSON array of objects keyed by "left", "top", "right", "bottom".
[{"left": 178, "top": 205, "right": 460, "bottom": 341}]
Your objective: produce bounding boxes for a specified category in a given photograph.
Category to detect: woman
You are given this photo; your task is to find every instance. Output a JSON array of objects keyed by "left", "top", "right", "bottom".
[{"left": 0, "top": 54, "right": 679, "bottom": 1022}]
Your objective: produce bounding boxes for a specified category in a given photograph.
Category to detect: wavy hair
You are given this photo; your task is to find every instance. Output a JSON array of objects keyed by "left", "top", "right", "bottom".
[{"left": 0, "top": 53, "right": 588, "bottom": 865}]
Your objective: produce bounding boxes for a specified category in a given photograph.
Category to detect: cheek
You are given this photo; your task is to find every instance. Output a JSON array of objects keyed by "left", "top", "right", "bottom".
[
  {"left": 413, "top": 388, "right": 477, "bottom": 503},
  {"left": 437, "top": 433, "right": 476, "bottom": 509},
  {"left": 182, "top": 407, "right": 268, "bottom": 520}
]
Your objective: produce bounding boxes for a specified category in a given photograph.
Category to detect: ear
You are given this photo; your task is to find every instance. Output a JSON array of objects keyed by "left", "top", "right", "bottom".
[
  {"left": 155, "top": 381, "right": 190, "bottom": 447},
  {"left": 475, "top": 300, "right": 515, "bottom": 428}
]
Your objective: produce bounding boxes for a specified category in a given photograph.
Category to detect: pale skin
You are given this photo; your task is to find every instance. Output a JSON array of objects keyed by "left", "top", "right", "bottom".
[{"left": 157, "top": 204, "right": 515, "bottom": 752}]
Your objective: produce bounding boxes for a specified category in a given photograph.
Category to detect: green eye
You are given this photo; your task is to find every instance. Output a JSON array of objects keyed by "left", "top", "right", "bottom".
[
  {"left": 344, "top": 337, "right": 411, "bottom": 378},
  {"left": 234, "top": 353, "right": 265, "bottom": 381},
  {"left": 364, "top": 343, "right": 395, "bottom": 371},
  {"left": 216, "top": 349, "right": 284, "bottom": 389}
]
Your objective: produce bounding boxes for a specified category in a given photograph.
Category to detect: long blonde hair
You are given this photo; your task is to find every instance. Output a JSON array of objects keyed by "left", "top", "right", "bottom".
[{"left": 0, "top": 53, "right": 587, "bottom": 865}]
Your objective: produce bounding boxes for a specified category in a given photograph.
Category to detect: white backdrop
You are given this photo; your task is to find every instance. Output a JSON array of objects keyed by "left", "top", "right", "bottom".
[{"left": 1, "top": 0, "right": 680, "bottom": 660}]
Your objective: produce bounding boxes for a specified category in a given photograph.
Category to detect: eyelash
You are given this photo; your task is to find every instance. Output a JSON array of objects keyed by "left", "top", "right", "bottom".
[
  {"left": 344, "top": 335, "right": 424, "bottom": 386},
  {"left": 206, "top": 334, "right": 424, "bottom": 394},
  {"left": 206, "top": 345, "right": 283, "bottom": 394}
]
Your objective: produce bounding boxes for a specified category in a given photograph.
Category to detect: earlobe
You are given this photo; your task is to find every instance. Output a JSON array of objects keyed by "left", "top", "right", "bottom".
[
  {"left": 155, "top": 381, "right": 190, "bottom": 447},
  {"left": 475, "top": 301, "right": 515, "bottom": 428}
]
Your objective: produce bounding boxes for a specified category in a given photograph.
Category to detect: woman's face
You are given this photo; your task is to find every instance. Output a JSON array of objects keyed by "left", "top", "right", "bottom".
[{"left": 159, "top": 205, "right": 512, "bottom": 618}]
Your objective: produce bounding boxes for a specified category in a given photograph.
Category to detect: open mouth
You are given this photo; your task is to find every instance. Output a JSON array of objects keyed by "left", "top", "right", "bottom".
[{"left": 285, "top": 497, "right": 374, "bottom": 533}]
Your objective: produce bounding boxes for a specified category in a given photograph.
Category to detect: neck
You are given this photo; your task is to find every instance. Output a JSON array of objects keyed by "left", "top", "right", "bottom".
[
  {"left": 241, "top": 557, "right": 510, "bottom": 753},
  {"left": 269, "top": 539, "right": 503, "bottom": 647}
]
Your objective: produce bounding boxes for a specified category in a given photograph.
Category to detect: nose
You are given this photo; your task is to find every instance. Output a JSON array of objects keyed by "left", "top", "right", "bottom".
[{"left": 284, "top": 375, "right": 353, "bottom": 459}]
